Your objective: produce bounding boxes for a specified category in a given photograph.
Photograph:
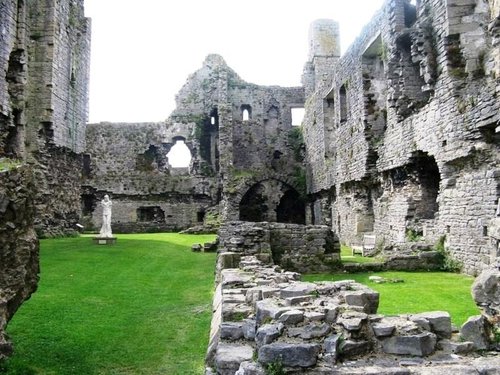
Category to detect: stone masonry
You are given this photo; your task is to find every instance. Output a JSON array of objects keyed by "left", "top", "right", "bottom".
[
  {"left": 0, "top": 166, "right": 39, "bottom": 360},
  {"left": 1, "top": 0, "right": 91, "bottom": 237},
  {"left": 303, "top": 0, "right": 500, "bottom": 275},
  {"left": 84, "top": 55, "right": 306, "bottom": 232},
  {"left": 205, "top": 255, "right": 500, "bottom": 374}
]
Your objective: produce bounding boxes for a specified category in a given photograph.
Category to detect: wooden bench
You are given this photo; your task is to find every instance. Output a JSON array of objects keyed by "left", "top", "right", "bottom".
[{"left": 351, "top": 234, "right": 376, "bottom": 257}]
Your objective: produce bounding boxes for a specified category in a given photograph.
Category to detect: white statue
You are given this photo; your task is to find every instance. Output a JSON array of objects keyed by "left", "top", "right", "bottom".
[{"left": 99, "top": 194, "right": 113, "bottom": 238}]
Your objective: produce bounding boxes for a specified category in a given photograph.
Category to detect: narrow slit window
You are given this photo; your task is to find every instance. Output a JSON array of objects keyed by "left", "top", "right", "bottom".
[
  {"left": 339, "top": 85, "right": 347, "bottom": 123},
  {"left": 242, "top": 109, "right": 249, "bottom": 121}
]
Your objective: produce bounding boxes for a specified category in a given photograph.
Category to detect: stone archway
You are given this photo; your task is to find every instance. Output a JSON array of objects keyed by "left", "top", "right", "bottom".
[{"left": 239, "top": 179, "right": 305, "bottom": 224}]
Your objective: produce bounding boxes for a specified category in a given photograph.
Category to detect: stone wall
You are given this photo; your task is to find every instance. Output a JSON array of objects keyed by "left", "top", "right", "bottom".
[
  {"left": 218, "top": 221, "right": 340, "bottom": 273},
  {"left": 85, "top": 55, "right": 306, "bottom": 232},
  {"left": 84, "top": 122, "right": 218, "bottom": 232},
  {"left": 0, "top": 166, "right": 39, "bottom": 360},
  {"left": 1, "top": 0, "right": 90, "bottom": 236},
  {"left": 303, "top": 0, "right": 500, "bottom": 275}
]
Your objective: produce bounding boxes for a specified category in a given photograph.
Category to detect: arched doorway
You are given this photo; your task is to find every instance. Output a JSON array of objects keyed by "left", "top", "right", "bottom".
[{"left": 239, "top": 179, "right": 305, "bottom": 224}]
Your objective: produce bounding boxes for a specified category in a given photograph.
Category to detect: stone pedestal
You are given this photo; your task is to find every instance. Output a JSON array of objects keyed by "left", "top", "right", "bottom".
[{"left": 93, "top": 237, "right": 117, "bottom": 245}]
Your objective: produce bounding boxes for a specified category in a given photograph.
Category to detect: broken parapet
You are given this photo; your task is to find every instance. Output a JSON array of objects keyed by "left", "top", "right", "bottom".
[
  {"left": 0, "top": 166, "right": 39, "bottom": 359},
  {"left": 205, "top": 256, "right": 500, "bottom": 375},
  {"left": 218, "top": 221, "right": 340, "bottom": 273}
]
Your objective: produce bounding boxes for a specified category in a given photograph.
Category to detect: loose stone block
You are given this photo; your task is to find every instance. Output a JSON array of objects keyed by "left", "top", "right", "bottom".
[
  {"left": 460, "top": 315, "right": 490, "bottom": 350},
  {"left": 255, "top": 323, "right": 284, "bottom": 347},
  {"left": 215, "top": 343, "right": 254, "bottom": 375},
  {"left": 381, "top": 332, "right": 437, "bottom": 356},
  {"left": 278, "top": 309, "right": 304, "bottom": 325},
  {"left": 220, "top": 322, "right": 244, "bottom": 340},
  {"left": 411, "top": 311, "right": 452, "bottom": 339},
  {"left": 288, "top": 323, "right": 331, "bottom": 339},
  {"left": 372, "top": 322, "right": 396, "bottom": 337},
  {"left": 343, "top": 290, "right": 379, "bottom": 314}
]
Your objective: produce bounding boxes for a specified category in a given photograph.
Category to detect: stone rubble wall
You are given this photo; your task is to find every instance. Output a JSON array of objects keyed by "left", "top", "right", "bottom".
[
  {"left": 205, "top": 255, "right": 500, "bottom": 375},
  {"left": 302, "top": 0, "right": 500, "bottom": 275},
  {"left": 84, "top": 122, "right": 218, "bottom": 232},
  {"left": 1, "top": 0, "right": 90, "bottom": 237},
  {"left": 218, "top": 221, "right": 340, "bottom": 273},
  {"left": 0, "top": 166, "right": 39, "bottom": 360}
]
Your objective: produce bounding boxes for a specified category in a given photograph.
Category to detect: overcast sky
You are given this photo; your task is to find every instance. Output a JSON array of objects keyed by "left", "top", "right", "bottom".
[{"left": 83, "top": 0, "right": 385, "bottom": 124}]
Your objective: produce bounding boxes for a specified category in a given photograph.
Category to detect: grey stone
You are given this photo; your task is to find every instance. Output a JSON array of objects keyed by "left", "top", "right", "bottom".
[
  {"left": 220, "top": 322, "right": 244, "bottom": 340},
  {"left": 278, "top": 309, "right": 304, "bottom": 325},
  {"left": 437, "top": 339, "right": 475, "bottom": 354},
  {"left": 191, "top": 244, "right": 202, "bottom": 252},
  {"left": 304, "top": 311, "right": 325, "bottom": 321},
  {"left": 411, "top": 311, "right": 452, "bottom": 339},
  {"left": 215, "top": 343, "right": 254, "bottom": 375},
  {"left": 258, "top": 343, "right": 321, "bottom": 367},
  {"left": 381, "top": 332, "right": 437, "bottom": 356},
  {"left": 343, "top": 290, "right": 379, "bottom": 314},
  {"left": 288, "top": 323, "right": 331, "bottom": 339},
  {"left": 255, "top": 323, "right": 284, "bottom": 347},
  {"left": 285, "top": 295, "right": 313, "bottom": 306},
  {"left": 324, "top": 334, "right": 342, "bottom": 355},
  {"left": 339, "top": 340, "right": 371, "bottom": 357},
  {"left": 235, "top": 361, "right": 265, "bottom": 375},
  {"left": 471, "top": 268, "right": 500, "bottom": 317},
  {"left": 280, "top": 282, "right": 317, "bottom": 298},
  {"left": 255, "top": 299, "right": 290, "bottom": 324},
  {"left": 242, "top": 319, "right": 257, "bottom": 340},
  {"left": 460, "top": 315, "right": 490, "bottom": 350},
  {"left": 372, "top": 322, "right": 396, "bottom": 337},
  {"left": 325, "top": 305, "right": 339, "bottom": 323}
]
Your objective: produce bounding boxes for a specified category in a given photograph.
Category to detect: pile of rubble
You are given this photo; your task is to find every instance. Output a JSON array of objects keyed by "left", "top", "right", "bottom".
[{"left": 205, "top": 256, "right": 500, "bottom": 374}]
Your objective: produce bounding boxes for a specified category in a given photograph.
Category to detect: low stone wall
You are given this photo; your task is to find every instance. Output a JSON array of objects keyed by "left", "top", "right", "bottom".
[
  {"left": 0, "top": 166, "right": 39, "bottom": 359},
  {"left": 205, "top": 256, "right": 500, "bottom": 375},
  {"left": 218, "top": 221, "right": 340, "bottom": 273}
]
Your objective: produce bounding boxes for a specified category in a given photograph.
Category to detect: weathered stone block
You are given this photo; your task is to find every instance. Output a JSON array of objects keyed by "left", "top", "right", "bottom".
[
  {"left": 220, "top": 322, "right": 244, "bottom": 340},
  {"left": 215, "top": 343, "right": 254, "bottom": 375},
  {"left": 343, "top": 290, "right": 379, "bottom": 314},
  {"left": 288, "top": 323, "right": 331, "bottom": 339},
  {"left": 255, "top": 323, "right": 284, "bottom": 347},
  {"left": 372, "top": 322, "right": 396, "bottom": 337},
  {"left": 411, "top": 311, "right": 452, "bottom": 339},
  {"left": 280, "top": 282, "right": 316, "bottom": 298},
  {"left": 381, "top": 332, "right": 437, "bottom": 356},
  {"left": 278, "top": 309, "right": 304, "bottom": 325},
  {"left": 471, "top": 268, "right": 500, "bottom": 318},
  {"left": 460, "top": 315, "right": 490, "bottom": 350},
  {"left": 258, "top": 343, "right": 320, "bottom": 367}
]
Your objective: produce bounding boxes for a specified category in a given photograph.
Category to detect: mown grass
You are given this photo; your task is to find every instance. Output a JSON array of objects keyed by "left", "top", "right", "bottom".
[
  {"left": 303, "top": 271, "right": 479, "bottom": 326},
  {"left": 1, "top": 233, "right": 217, "bottom": 375}
]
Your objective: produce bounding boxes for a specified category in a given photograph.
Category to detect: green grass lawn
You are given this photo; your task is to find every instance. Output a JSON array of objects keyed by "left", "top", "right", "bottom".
[
  {"left": 303, "top": 271, "right": 480, "bottom": 327},
  {"left": 1, "top": 233, "right": 216, "bottom": 375}
]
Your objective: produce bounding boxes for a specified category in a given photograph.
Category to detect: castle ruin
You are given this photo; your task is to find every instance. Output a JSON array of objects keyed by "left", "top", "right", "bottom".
[{"left": 0, "top": 0, "right": 499, "bottom": 370}]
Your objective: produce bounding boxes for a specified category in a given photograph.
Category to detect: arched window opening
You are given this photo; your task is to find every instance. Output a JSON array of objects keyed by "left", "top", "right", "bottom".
[
  {"left": 167, "top": 139, "right": 192, "bottom": 168},
  {"left": 241, "top": 105, "right": 252, "bottom": 121},
  {"left": 211, "top": 116, "right": 216, "bottom": 125}
]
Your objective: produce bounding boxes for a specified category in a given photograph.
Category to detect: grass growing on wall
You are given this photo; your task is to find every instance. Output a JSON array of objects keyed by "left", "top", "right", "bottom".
[
  {"left": 1, "top": 233, "right": 217, "bottom": 375},
  {"left": 303, "top": 271, "right": 479, "bottom": 326}
]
